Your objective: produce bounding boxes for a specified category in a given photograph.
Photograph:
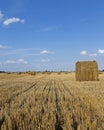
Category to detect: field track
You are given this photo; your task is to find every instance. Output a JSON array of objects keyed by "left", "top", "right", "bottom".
[{"left": 0, "top": 72, "right": 104, "bottom": 130}]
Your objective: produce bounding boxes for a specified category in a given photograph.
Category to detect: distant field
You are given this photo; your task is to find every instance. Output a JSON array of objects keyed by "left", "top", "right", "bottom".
[{"left": 0, "top": 72, "right": 104, "bottom": 130}]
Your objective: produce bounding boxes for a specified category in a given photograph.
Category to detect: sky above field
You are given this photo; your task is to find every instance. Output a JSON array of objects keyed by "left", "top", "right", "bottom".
[{"left": 0, "top": 0, "right": 104, "bottom": 71}]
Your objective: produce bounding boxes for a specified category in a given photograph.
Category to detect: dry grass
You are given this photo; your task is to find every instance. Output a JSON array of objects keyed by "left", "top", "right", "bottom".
[
  {"left": 27, "top": 71, "right": 37, "bottom": 75},
  {"left": 0, "top": 72, "right": 104, "bottom": 129}
]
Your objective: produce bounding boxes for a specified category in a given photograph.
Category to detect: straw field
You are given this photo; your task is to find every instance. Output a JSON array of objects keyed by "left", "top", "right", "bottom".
[{"left": 0, "top": 72, "right": 104, "bottom": 130}]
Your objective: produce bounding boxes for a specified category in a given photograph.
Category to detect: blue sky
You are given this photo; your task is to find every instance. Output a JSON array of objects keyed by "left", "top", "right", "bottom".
[{"left": 0, "top": 0, "right": 104, "bottom": 71}]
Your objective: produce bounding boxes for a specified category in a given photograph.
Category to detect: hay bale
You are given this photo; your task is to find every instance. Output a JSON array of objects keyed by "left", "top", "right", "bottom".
[{"left": 76, "top": 61, "right": 99, "bottom": 81}]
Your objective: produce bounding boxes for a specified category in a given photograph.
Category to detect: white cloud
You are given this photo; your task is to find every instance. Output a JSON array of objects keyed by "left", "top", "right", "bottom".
[
  {"left": 80, "top": 50, "right": 98, "bottom": 57},
  {"left": 80, "top": 50, "right": 87, "bottom": 55},
  {"left": 0, "top": 47, "right": 48, "bottom": 56},
  {"left": 41, "top": 50, "right": 49, "bottom": 54},
  {"left": 89, "top": 53, "right": 97, "bottom": 57},
  {"left": 0, "top": 11, "right": 4, "bottom": 20},
  {"left": 5, "top": 60, "right": 16, "bottom": 64},
  {"left": 4, "top": 59, "right": 28, "bottom": 65},
  {"left": 41, "top": 50, "right": 54, "bottom": 54},
  {"left": 41, "top": 59, "right": 50, "bottom": 62},
  {"left": 98, "top": 49, "right": 104, "bottom": 54},
  {"left": 0, "top": 44, "right": 8, "bottom": 49},
  {"left": 0, "top": 10, "right": 25, "bottom": 26},
  {"left": 17, "top": 59, "right": 28, "bottom": 64},
  {"left": 3, "top": 17, "right": 25, "bottom": 26}
]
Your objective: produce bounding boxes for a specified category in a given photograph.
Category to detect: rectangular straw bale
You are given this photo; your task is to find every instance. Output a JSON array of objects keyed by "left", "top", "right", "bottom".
[{"left": 76, "top": 61, "right": 99, "bottom": 81}]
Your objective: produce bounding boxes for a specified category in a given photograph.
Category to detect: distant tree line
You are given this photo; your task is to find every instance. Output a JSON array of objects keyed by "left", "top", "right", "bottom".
[{"left": 0, "top": 71, "right": 6, "bottom": 73}]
